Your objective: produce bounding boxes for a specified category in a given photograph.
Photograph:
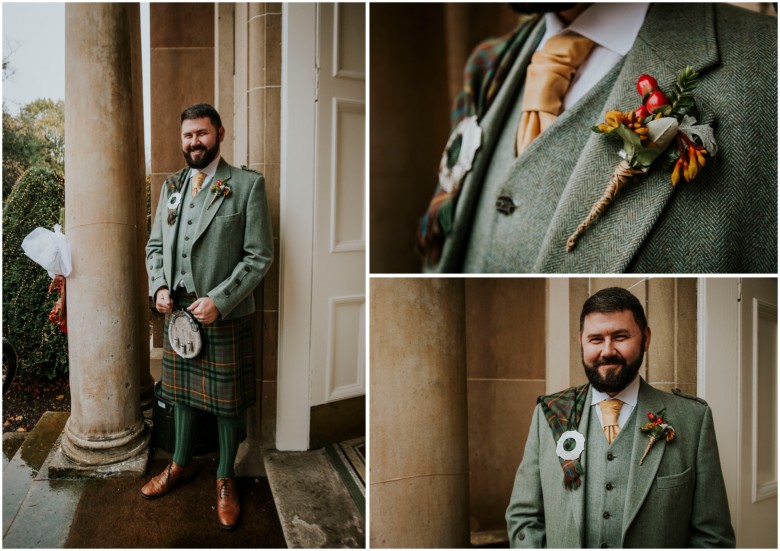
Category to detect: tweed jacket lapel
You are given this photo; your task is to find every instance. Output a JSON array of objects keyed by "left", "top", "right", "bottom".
[
  {"left": 434, "top": 17, "right": 547, "bottom": 273},
  {"left": 194, "top": 158, "right": 232, "bottom": 244},
  {"left": 534, "top": 4, "right": 720, "bottom": 272},
  {"left": 621, "top": 379, "right": 667, "bottom": 542},
  {"left": 161, "top": 168, "right": 187, "bottom": 287},
  {"left": 565, "top": 384, "right": 592, "bottom": 547}
]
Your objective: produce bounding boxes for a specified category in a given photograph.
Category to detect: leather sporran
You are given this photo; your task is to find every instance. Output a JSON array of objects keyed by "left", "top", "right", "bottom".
[{"left": 168, "top": 309, "right": 203, "bottom": 359}]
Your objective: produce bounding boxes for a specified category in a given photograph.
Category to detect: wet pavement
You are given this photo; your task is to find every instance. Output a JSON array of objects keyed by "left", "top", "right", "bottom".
[
  {"left": 3, "top": 411, "right": 365, "bottom": 548},
  {"left": 3, "top": 412, "right": 84, "bottom": 548}
]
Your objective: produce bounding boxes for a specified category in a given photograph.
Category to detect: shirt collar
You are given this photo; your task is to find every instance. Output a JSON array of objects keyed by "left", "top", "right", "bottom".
[
  {"left": 190, "top": 154, "right": 222, "bottom": 180},
  {"left": 543, "top": 3, "right": 649, "bottom": 56},
  {"left": 591, "top": 373, "right": 641, "bottom": 407}
]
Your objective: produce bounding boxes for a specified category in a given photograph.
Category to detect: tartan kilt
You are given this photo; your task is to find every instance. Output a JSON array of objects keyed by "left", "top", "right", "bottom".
[{"left": 161, "top": 302, "right": 255, "bottom": 418}]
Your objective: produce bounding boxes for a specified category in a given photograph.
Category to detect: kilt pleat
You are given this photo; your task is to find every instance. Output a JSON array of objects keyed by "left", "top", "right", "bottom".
[{"left": 161, "top": 299, "right": 255, "bottom": 417}]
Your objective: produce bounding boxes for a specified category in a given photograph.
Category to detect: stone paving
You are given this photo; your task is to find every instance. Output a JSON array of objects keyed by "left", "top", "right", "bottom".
[{"left": 3, "top": 411, "right": 365, "bottom": 548}]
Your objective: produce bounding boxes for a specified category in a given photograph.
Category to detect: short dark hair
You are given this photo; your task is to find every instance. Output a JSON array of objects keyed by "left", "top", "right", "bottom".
[
  {"left": 181, "top": 103, "right": 222, "bottom": 130},
  {"left": 579, "top": 287, "right": 647, "bottom": 333}
]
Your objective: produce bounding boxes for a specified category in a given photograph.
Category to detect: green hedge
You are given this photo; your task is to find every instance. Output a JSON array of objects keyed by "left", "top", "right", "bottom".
[{"left": 2, "top": 167, "right": 68, "bottom": 380}]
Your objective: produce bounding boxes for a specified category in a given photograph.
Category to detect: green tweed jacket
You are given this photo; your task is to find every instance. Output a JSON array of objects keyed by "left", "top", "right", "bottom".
[
  {"left": 506, "top": 379, "right": 735, "bottom": 548},
  {"left": 427, "top": 4, "right": 777, "bottom": 273},
  {"left": 146, "top": 158, "right": 274, "bottom": 320}
]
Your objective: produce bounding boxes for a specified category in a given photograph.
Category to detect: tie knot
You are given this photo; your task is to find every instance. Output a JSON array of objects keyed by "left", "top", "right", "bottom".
[
  {"left": 539, "top": 33, "right": 596, "bottom": 68},
  {"left": 599, "top": 398, "right": 623, "bottom": 425}
]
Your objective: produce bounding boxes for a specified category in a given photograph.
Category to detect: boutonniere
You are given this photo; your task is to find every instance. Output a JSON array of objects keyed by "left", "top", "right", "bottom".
[
  {"left": 566, "top": 66, "right": 717, "bottom": 252},
  {"left": 165, "top": 175, "right": 184, "bottom": 225},
  {"left": 207, "top": 179, "right": 231, "bottom": 209},
  {"left": 639, "top": 409, "right": 676, "bottom": 465}
]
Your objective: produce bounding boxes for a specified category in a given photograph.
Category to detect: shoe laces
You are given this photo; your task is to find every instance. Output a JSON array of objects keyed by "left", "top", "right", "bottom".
[{"left": 218, "top": 479, "right": 232, "bottom": 498}]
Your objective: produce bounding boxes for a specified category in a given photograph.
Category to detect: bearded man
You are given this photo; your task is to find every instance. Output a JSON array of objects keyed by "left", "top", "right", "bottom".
[
  {"left": 506, "top": 287, "right": 735, "bottom": 547},
  {"left": 142, "top": 103, "right": 273, "bottom": 530}
]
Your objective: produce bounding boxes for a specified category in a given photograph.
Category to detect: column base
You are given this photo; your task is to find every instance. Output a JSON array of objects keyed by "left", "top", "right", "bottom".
[{"left": 49, "top": 420, "right": 151, "bottom": 478}]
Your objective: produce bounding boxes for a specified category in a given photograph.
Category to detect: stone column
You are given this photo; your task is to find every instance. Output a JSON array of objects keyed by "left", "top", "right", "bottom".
[
  {"left": 370, "top": 279, "right": 470, "bottom": 547},
  {"left": 57, "top": 3, "right": 150, "bottom": 473}
]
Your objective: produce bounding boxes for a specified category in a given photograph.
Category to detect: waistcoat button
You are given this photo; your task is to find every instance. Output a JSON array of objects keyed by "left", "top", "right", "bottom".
[
  {"left": 606, "top": 483, "right": 614, "bottom": 491},
  {"left": 603, "top": 511, "right": 611, "bottom": 519},
  {"left": 607, "top": 452, "right": 614, "bottom": 461}
]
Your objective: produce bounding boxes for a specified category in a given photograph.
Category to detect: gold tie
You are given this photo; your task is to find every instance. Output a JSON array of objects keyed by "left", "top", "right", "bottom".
[
  {"left": 516, "top": 33, "right": 595, "bottom": 156},
  {"left": 599, "top": 399, "right": 623, "bottom": 445},
  {"left": 192, "top": 172, "right": 206, "bottom": 197}
]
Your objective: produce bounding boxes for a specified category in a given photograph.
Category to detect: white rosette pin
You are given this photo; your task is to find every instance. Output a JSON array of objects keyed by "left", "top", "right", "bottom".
[
  {"left": 438, "top": 115, "right": 482, "bottom": 193},
  {"left": 167, "top": 191, "right": 182, "bottom": 211},
  {"left": 556, "top": 430, "right": 586, "bottom": 461}
]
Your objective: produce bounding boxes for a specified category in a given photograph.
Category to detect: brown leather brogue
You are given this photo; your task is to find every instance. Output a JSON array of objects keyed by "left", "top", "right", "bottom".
[
  {"left": 216, "top": 478, "right": 241, "bottom": 530},
  {"left": 140, "top": 461, "right": 198, "bottom": 500}
]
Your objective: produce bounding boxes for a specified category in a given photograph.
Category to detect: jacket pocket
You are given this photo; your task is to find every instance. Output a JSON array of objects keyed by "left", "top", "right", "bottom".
[
  {"left": 656, "top": 467, "right": 692, "bottom": 489},
  {"left": 216, "top": 212, "right": 242, "bottom": 226}
]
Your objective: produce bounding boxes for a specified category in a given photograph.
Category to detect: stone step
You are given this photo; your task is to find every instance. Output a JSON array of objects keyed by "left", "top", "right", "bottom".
[
  {"left": 264, "top": 448, "right": 365, "bottom": 548},
  {"left": 2, "top": 411, "right": 86, "bottom": 548}
]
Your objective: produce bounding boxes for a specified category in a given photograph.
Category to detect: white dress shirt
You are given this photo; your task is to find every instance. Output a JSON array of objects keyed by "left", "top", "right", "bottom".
[
  {"left": 591, "top": 373, "right": 641, "bottom": 430},
  {"left": 539, "top": 3, "right": 650, "bottom": 112}
]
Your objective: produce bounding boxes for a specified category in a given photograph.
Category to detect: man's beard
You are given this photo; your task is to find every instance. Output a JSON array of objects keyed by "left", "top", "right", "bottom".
[
  {"left": 509, "top": 3, "right": 578, "bottom": 14},
  {"left": 582, "top": 344, "right": 644, "bottom": 394},
  {"left": 183, "top": 141, "right": 219, "bottom": 169}
]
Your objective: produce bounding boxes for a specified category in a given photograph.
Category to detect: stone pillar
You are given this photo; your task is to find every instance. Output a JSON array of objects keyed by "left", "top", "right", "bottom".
[
  {"left": 370, "top": 279, "right": 470, "bottom": 547},
  {"left": 58, "top": 3, "right": 150, "bottom": 473}
]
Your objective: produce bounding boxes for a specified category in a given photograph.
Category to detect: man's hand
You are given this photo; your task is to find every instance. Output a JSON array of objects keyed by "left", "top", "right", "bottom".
[
  {"left": 156, "top": 288, "right": 173, "bottom": 314},
  {"left": 188, "top": 297, "right": 220, "bottom": 325}
]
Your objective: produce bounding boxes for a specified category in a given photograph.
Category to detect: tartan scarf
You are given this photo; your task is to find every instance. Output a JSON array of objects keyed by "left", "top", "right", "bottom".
[
  {"left": 416, "top": 15, "right": 541, "bottom": 264},
  {"left": 538, "top": 383, "right": 589, "bottom": 490}
]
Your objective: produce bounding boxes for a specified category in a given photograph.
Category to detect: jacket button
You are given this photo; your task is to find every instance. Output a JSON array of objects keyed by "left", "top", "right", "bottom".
[
  {"left": 518, "top": 532, "right": 525, "bottom": 541},
  {"left": 496, "top": 195, "right": 517, "bottom": 215},
  {"left": 601, "top": 544, "right": 608, "bottom": 548},
  {"left": 188, "top": 220, "right": 193, "bottom": 225},
  {"left": 603, "top": 511, "right": 610, "bottom": 519},
  {"left": 224, "top": 290, "right": 231, "bottom": 296},
  {"left": 244, "top": 266, "right": 251, "bottom": 272},
  {"left": 606, "top": 483, "right": 614, "bottom": 491},
  {"left": 607, "top": 452, "right": 614, "bottom": 461},
  {"left": 234, "top": 278, "right": 241, "bottom": 284}
]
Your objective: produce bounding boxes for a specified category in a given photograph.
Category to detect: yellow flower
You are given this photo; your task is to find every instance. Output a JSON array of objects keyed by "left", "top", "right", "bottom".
[
  {"left": 598, "top": 110, "right": 630, "bottom": 133},
  {"left": 671, "top": 157, "right": 684, "bottom": 187},
  {"left": 685, "top": 146, "right": 699, "bottom": 181}
]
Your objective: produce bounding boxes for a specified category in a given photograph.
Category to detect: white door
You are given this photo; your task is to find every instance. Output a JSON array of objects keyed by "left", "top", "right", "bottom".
[
  {"left": 310, "top": 3, "right": 366, "bottom": 407},
  {"left": 277, "top": 3, "right": 365, "bottom": 450},
  {"left": 700, "top": 278, "right": 777, "bottom": 548}
]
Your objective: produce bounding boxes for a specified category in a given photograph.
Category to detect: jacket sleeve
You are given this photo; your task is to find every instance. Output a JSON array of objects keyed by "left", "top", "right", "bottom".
[
  {"left": 145, "top": 184, "right": 169, "bottom": 299},
  {"left": 688, "top": 405, "right": 736, "bottom": 547},
  {"left": 506, "top": 404, "right": 547, "bottom": 548},
  {"left": 207, "top": 172, "right": 274, "bottom": 318}
]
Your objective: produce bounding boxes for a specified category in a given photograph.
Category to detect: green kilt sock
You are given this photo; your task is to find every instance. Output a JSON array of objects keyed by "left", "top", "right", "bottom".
[
  {"left": 217, "top": 415, "right": 241, "bottom": 479},
  {"left": 173, "top": 402, "right": 196, "bottom": 467}
]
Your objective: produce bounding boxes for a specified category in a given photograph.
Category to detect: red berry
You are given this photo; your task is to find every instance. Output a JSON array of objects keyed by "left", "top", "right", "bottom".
[
  {"left": 656, "top": 417, "right": 663, "bottom": 424},
  {"left": 647, "top": 412, "right": 655, "bottom": 420},
  {"left": 634, "top": 106, "right": 650, "bottom": 120},
  {"left": 637, "top": 74, "right": 658, "bottom": 97},
  {"left": 645, "top": 90, "right": 669, "bottom": 114}
]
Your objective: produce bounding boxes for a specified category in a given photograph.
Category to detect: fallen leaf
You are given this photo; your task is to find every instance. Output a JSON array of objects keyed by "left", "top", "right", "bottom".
[
  {"left": 16, "top": 427, "right": 27, "bottom": 433},
  {"left": 56, "top": 395, "right": 64, "bottom": 400},
  {"left": 3, "top": 421, "right": 10, "bottom": 427},
  {"left": 14, "top": 416, "right": 23, "bottom": 421}
]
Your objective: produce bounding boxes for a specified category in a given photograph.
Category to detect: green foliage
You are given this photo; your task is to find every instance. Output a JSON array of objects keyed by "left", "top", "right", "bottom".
[
  {"left": 2, "top": 99, "right": 64, "bottom": 200},
  {"left": 667, "top": 66, "right": 700, "bottom": 121},
  {"left": 2, "top": 167, "right": 68, "bottom": 380}
]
